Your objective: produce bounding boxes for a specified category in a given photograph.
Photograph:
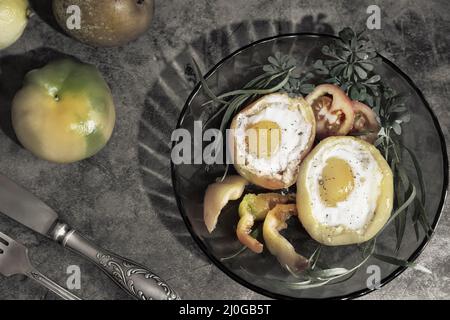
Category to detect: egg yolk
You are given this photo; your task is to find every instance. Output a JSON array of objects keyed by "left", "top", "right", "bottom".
[
  {"left": 245, "top": 121, "right": 281, "bottom": 159},
  {"left": 319, "top": 157, "right": 354, "bottom": 207}
]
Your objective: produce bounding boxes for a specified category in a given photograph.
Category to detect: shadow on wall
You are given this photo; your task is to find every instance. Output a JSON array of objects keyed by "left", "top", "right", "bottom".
[
  {"left": 0, "top": 48, "right": 76, "bottom": 144},
  {"left": 138, "top": 17, "right": 334, "bottom": 257}
]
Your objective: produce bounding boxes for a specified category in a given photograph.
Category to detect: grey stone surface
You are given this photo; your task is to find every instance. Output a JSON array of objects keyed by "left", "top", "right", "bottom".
[{"left": 0, "top": 0, "right": 448, "bottom": 300}]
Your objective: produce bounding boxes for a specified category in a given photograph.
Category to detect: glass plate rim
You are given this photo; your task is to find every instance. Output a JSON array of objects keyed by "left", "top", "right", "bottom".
[{"left": 170, "top": 32, "right": 449, "bottom": 300}]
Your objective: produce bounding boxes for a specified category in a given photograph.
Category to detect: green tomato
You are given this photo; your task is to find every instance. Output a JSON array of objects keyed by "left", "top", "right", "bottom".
[
  {"left": 12, "top": 59, "right": 116, "bottom": 163},
  {"left": 0, "top": 0, "right": 29, "bottom": 49}
]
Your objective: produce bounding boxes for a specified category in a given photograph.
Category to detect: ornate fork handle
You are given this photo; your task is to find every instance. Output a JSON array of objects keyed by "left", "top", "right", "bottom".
[{"left": 52, "top": 223, "right": 179, "bottom": 300}]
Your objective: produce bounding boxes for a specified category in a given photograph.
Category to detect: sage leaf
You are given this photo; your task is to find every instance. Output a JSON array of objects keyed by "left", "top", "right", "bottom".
[
  {"left": 359, "top": 62, "right": 375, "bottom": 71},
  {"left": 350, "top": 85, "right": 360, "bottom": 100},
  {"left": 365, "top": 75, "right": 381, "bottom": 84},
  {"left": 392, "top": 122, "right": 402, "bottom": 135},
  {"left": 331, "top": 63, "right": 346, "bottom": 77},
  {"left": 339, "top": 27, "right": 355, "bottom": 43},
  {"left": 268, "top": 56, "right": 280, "bottom": 67},
  {"left": 300, "top": 83, "right": 315, "bottom": 94},
  {"left": 354, "top": 65, "right": 368, "bottom": 79}
]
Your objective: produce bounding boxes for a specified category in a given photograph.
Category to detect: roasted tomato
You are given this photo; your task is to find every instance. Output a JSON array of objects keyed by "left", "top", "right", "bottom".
[
  {"left": 306, "top": 84, "right": 354, "bottom": 139},
  {"left": 349, "top": 101, "right": 380, "bottom": 144}
]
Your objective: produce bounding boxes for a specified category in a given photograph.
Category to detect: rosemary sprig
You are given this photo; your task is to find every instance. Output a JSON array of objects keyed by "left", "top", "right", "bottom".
[
  {"left": 264, "top": 52, "right": 315, "bottom": 95},
  {"left": 374, "top": 88, "right": 432, "bottom": 247},
  {"left": 263, "top": 240, "right": 376, "bottom": 290},
  {"left": 192, "top": 59, "right": 228, "bottom": 106},
  {"left": 193, "top": 52, "right": 312, "bottom": 180},
  {"left": 194, "top": 51, "right": 314, "bottom": 133},
  {"left": 220, "top": 245, "right": 248, "bottom": 262}
]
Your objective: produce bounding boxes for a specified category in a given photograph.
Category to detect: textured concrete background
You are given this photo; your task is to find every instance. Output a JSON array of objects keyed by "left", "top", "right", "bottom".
[{"left": 0, "top": 0, "right": 449, "bottom": 300}]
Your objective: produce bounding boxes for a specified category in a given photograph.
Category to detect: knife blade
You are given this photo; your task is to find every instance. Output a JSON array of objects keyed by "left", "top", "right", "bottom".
[
  {"left": 0, "top": 173, "right": 179, "bottom": 300},
  {"left": 0, "top": 174, "right": 58, "bottom": 236}
]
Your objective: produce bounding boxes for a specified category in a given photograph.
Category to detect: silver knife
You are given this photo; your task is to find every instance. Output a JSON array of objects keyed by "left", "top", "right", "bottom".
[{"left": 0, "top": 173, "right": 179, "bottom": 300}]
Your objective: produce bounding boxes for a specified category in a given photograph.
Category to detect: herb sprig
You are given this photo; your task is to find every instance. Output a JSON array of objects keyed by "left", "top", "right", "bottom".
[
  {"left": 193, "top": 52, "right": 312, "bottom": 134},
  {"left": 263, "top": 52, "right": 315, "bottom": 95},
  {"left": 313, "top": 28, "right": 382, "bottom": 107},
  {"left": 374, "top": 88, "right": 432, "bottom": 248},
  {"left": 192, "top": 52, "right": 310, "bottom": 179}
]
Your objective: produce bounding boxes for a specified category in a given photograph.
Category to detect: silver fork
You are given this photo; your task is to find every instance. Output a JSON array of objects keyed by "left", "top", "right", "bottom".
[{"left": 0, "top": 231, "right": 81, "bottom": 300}]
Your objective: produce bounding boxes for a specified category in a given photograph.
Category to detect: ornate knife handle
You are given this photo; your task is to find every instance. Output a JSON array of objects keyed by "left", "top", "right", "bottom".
[{"left": 51, "top": 223, "right": 179, "bottom": 300}]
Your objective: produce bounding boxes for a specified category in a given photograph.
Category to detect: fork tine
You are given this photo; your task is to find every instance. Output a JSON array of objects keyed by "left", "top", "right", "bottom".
[
  {"left": 0, "top": 231, "right": 12, "bottom": 246},
  {"left": 0, "top": 241, "right": 7, "bottom": 252}
]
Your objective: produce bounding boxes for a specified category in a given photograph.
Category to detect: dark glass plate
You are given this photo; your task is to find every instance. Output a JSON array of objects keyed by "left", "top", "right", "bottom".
[{"left": 171, "top": 34, "right": 448, "bottom": 299}]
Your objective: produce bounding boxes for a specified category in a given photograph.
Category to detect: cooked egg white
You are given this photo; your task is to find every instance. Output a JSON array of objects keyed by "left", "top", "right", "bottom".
[
  {"left": 304, "top": 137, "right": 383, "bottom": 231},
  {"left": 231, "top": 93, "right": 315, "bottom": 189}
]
